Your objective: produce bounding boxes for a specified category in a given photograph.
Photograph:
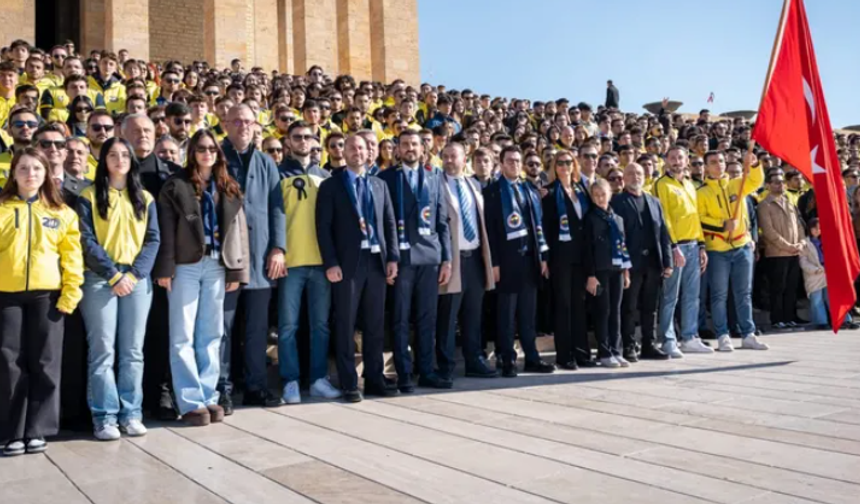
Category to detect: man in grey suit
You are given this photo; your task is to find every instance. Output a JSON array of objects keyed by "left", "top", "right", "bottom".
[{"left": 436, "top": 143, "right": 498, "bottom": 380}]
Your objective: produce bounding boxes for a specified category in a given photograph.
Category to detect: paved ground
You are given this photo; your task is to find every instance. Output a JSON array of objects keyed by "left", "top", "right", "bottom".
[{"left": 3, "top": 329, "right": 860, "bottom": 504}]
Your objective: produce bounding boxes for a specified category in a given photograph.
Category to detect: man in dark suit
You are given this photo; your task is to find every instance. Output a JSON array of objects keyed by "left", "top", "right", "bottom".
[
  {"left": 378, "top": 131, "right": 452, "bottom": 391},
  {"left": 316, "top": 134, "right": 400, "bottom": 403},
  {"left": 436, "top": 143, "right": 497, "bottom": 380},
  {"left": 484, "top": 146, "right": 556, "bottom": 377},
  {"left": 611, "top": 162, "right": 672, "bottom": 361}
]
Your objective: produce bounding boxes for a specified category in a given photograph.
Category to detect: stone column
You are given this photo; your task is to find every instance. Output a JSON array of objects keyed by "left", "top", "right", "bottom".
[
  {"left": 252, "top": 0, "right": 280, "bottom": 70},
  {"left": 80, "top": 0, "right": 105, "bottom": 56},
  {"left": 369, "top": 0, "right": 420, "bottom": 85},
  {"left": 104, "top": 0, "right": 150, "bottom": 60},
  {"left": 0, "top": 0, "right": 35, "bottom": 45},
  {"left": 292, "top": 0, "right": 339, "bottom": 76},
  {"left": 277, "top": 0, "right": 295, "bottom": 74},
  {"left": 203, "top": 0, "right": 250, "bottom": 70},
  {"left": 336, "top": 0, "right": 372, "bottom": 81}
]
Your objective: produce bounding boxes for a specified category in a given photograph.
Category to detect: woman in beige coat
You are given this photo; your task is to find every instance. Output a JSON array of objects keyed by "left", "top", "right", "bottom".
[{"left": 799, "top": 218, "right": 859, "bottom": 330}]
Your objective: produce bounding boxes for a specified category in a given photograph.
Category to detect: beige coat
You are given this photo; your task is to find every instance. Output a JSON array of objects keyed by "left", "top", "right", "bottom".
[
  {"left": 799, "top": 239, "right": 827, "bottom": 297},
  {"left": 757, "top": 193, "right": 806, "bottom": 258},
  {"left": 437, "top": 174, "right": 495, "bottom": 294}
]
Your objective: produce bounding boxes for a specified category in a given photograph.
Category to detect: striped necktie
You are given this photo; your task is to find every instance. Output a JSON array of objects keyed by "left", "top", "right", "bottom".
[{"left": 455, "top": 178, "right": 477, "bottom": 242}]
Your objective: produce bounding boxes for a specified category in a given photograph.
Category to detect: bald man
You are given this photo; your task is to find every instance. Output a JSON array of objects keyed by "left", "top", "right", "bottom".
[{"left": 610, "top": 162, "right": 673, "bottom": 361}]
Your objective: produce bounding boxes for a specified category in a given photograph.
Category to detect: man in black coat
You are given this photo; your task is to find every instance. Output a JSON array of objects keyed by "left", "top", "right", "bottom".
[
  {"left": 377, "top": 131, "right": 452, "bottom": 391},
  {"left": 484, "top": 146, "right": 555, "bottom": 377},
  {"left": 606, "top": 80, "right": 620, "bottom": 109},
  {"left": 316, "top": 134, "right": 400, "bottom": 403},
  {"left": 611, "top": 162, "right": 672, "bottom": 361}
]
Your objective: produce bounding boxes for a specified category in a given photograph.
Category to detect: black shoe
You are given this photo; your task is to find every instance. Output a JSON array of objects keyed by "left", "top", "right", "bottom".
[
  {"left": 343, "top": 389, "right": 363, "bottom": 403},
  {"left": 3, "top": 439, "right": 25, "bottom": 457},
  {"left": 556, "top": 361, "right": 579, "bottom": 371},
  {"left": 501, "top": 363, "right": 518, "bottom": 378},
  {"left": 25, "top": 438, "right": 47, "bottom": 454},
  {"left": 524, "top": 360, "right": 555, "bottom": 374},
  {"left": 639, "top": 344, "right": 670, "bottom": 360},
  {"left": 418, "top": 373, "right": 453, "bottom": 389},
  {"left": 699, "top": 328, "right": 717, "bottom": 340},
  {"left": 793, "top": 317, "right": 809, "bottom": 325},
  {"left": 365, "top": 381, "right": 399, "bottom": 398},
  {"left": 623, "top": 346, "right": 639, "bottom": 363},
  {"left": 841, "top": 321, "right": 860, "bottom": 330},
  {"left": 243, "top": 389, "right": 285, "bottom": 408},
  {"left": 398, "top": 382, "right": 415, "bottom": 394},
  {"left": 158, "top": 406, "right": 179, "bottom": 421},
  {"left": 465, "top": 358, "right": 499, "bottom": 378},
  {"left": 219, "top": 394, "right": 234, "bottom": 416},
  {"left": 576, "top": 358, "right": 599, "bottom": 368}
]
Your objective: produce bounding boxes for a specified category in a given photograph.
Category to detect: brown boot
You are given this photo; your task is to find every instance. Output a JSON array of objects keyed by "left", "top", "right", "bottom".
[
  {"left": 182, "top": 408, "right": 211, "bottom": 427},
  {"left": 207, "top": 404, "right": 225, "bottom": 423}
]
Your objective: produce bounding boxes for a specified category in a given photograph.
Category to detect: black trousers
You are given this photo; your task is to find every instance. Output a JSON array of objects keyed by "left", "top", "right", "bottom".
[
  {"left": 593, "top": 270, "right": 624, "bottom": 359},
  {"left": 436, "top": 252, "right": 486, "bottom": 377},
  {"left": 496, "top": 258, "right": 541, "bottom": 365},
  {"left": 0, "top": 291, "right": 64, "bottom": 441},
  {"left": 391, "top": 261, "right": 439, "bottom": 381},
  {"left": 550, "top": 261, "right": 591, "bottom": 364},
  {"left": 219, "top": 287, "right": 272, "bottom": 394},
  {"left": 768, "top": 256, "right": 801, "bottom": 324},
  {"left": 142, "top": 284, "right": 174, "bottom": 415},
  {"left": 60, "top": 309, "right": 90, "bottom": 430},
  {"left": 621, "top": 266, "right": 662, "bottom": 348},
  {"left": 331, "top": 251, "right": 387, "bottom": 391}
]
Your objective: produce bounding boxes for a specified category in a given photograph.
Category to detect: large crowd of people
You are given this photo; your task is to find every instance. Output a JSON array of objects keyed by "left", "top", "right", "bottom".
[{"left": 2, "top": 38, "right": 859, "bottom": 458}]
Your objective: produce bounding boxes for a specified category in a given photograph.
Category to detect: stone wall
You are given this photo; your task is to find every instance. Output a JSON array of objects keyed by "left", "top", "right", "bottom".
[{"left": 149, "top": 0, "right": 206, "bottom": 64}]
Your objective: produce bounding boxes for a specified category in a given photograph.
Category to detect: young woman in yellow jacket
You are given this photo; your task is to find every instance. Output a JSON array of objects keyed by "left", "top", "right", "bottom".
[
  {"left": 0, "top": 148, "right": 84, "bottom": 457},
  {"left": 76, "top": 138, "right": 160, "bottom": 442}
]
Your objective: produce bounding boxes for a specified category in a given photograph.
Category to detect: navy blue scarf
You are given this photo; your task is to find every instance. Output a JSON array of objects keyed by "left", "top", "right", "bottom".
[
  {"left": 554, "top": 180, "right": 589, "bottom": 242},
  {"left": 343, "top": 170, "right": 379, "bottom": 253},
  {"left": 396, "top": 166, "right": 431, "bottom": 250},
  {"left": 599, "top": 207, "right": 631, "bottom": 269},
  {"left": 500, "top": 177, "right": 548, "bottom": 253}
]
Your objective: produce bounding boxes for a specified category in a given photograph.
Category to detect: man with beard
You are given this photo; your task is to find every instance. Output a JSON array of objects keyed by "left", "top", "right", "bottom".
[
  {"left": 278, "top": 120, "right": 329, "bottom": 179},
  {"left": 0, "top": 108, "right": 39, "bottom": 186},
  {"left": 165, "top": 102, "right": 192, "bottom": 165}
]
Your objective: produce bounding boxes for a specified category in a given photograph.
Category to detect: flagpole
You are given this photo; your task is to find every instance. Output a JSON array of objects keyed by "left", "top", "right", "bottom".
[{"left": 729, "top": 0, "right": 792, "bottom": 235}]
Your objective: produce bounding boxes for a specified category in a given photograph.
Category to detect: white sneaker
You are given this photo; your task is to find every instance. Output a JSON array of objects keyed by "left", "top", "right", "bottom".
[
  {"left": 120, "top": 419, "right": 147, "bottom": 437},
  {"left": 615, "top": 355, "right": 631, "bottom": 368},
  {"left": 94, "top": 425, "right": 121, "bottom": 441},
  {"left": 741, "top": 334, "right": 770, "bottom": 350},
  {"left": 310, "top": 378, "right": 342, "bottom": 399},
  {"left": 600, "top": 356, "right": 621, "bottom": 368},
  {"left": 717, "top": 334, "right": 735, "bottom": 352},
  {"left": 679, "top": 338, "right": 715, "bottom": 354},
  {"left": 662, "top": 341, "right": 684, "bottom": 359},
  {"left": 282, "top": 381, "right": 301, "bottom": 404}
]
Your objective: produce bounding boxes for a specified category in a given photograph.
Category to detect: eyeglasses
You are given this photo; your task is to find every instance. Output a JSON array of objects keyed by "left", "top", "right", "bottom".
[
  {"left": 278, "top": 115, "right": 296, "bottom": 123},
  {"left": 11, "top": 120, "right": 39, "bottom": 129},
  {"left": 581, "top": 153, "right": 598, "bottom": 159},
  {"left": 232, "top": 119, "right": 256, "bottom": 128},
  {"left": 330, "top": 96, "right": 342, "bottom": 101},
  {"left": 608, "top": 176, "right": 623, "bottom": 182},
  {"left": 174, "top": 118, "right": 192, "bottom": 126},
  {"left": 38, "top": 139, "right": 67, "bottom": 150},
  {"left": 265, "top": 147, "right": 283, "bottom": 154},
  {"left": 329, "top": 142, "right": 345, "bottom": 149},
  {"left": 52, "top": 54, "right": 66, "bottom": 60},
  {"left": 556, "top": 159, "right": 574, "bottom": 166},
  {"left": 195, "top": 146, "right": 219, "bottom": 154},
  {"left": 320, "top": 105, "right": 331, "bottom": 110},
  {"left": 291, "top": 134, "right": 314, "bottom": 141},
  {"left": 90, "top": 123, "right": 115, "bottom": 132},
  {"left": 204, "top": 90, "right": 220, "bottom": 96},
  {"left": 526, "top": 162, "right": 541, "bottom": 168},
  {"left": 151, "top": 116, "right": 166, "bottom": 124},
  {"left": 691, "top": 162, "right": 704, "bottom": 167},
  {"left": 164, "top": 78, "right": 180, "bottom": 85}
]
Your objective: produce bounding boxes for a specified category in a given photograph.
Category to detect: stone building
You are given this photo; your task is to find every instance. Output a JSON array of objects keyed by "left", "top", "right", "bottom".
[{"left": 1, "top": 0, "right": 420, "bottom": 84}]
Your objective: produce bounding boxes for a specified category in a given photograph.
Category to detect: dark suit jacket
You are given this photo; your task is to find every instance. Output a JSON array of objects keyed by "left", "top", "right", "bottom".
[
  {"left": 377, "top": 166, "right": 451, "bottom": 267},
  {"left": 483, "top": 178, "right": 546, "bottom": 293},
  {"left": 316, "top": 168, "right": 399, "bottom": 280},
  {"left": 583, "top": 207, "right": 627, "bottom": 276},
  {"left": 138, "top": 153, "right": 179, "bottom": 200},
  {"left": 610, "top": 191, "right": 672, "bottom": 271},
  {"left": 542, "top": 184, "right": 587, "bottom": 266}
]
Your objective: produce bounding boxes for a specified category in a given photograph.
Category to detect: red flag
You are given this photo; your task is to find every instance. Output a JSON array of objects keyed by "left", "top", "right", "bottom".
[{"left": 753, "top": 0, "right": 860, "bottom": 331}]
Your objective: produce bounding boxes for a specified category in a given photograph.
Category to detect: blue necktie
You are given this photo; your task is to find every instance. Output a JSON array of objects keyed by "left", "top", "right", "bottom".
[
  {"left": 455, "top": 178, "right": 477, "bottom": 242},
  {"left": 407, "top": 169, "right": 417, "bottom": 193}
]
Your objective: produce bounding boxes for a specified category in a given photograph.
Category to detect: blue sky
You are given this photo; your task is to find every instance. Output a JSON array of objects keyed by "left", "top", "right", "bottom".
[{"left": 417, "top": 0, "right": 860, "bottom": 127}]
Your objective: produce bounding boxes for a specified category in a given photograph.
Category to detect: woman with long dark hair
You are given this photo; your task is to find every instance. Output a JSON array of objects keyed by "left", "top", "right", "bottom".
[
  {"left": 154, "top": 130, "right": 249, "bottom": 426},
  {"left": 77, "top": 137, "right": 160, "bottom": 441},
  {"left": 542, "top": 151, "right": 594, "bottom": 369},
  {"left": 0, "top": 149, "right": 84, "bottom": 456},
  {"left": 66, "top": 95, "right": 95, "bottom": 138}
]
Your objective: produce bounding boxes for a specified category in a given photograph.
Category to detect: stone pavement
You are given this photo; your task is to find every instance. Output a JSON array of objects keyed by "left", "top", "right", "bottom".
[{"left": 3, "top": 329, "right": 860, "bottom": 504}]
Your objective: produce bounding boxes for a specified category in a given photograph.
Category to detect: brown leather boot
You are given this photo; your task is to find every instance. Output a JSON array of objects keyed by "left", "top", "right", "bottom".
[
  {"left": 182, "top": 408, "right": 211, "bottom": 427},
  {"left": 207, "top": 404, "right": 226, "bottom": 423}
]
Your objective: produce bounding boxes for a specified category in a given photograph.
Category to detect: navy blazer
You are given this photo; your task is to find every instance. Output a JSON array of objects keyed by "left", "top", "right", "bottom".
[
  {"left": 610, "top": 191, "right": 672, "bottom": 271},
  {"left": 483, "top": 178, "right": 546, "bottom": 293},
  {"left": 542, "top": 184, "right": 587, "bottom": 266},
  {"left": 377, "top": 166, "right": 451, "bottom": 267},
  {"left": 316, "top": 169, "right": 399, "bottom": 280}
]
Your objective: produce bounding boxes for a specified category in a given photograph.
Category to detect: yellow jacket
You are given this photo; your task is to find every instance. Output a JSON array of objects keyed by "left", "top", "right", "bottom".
[
  {"left": 87, "top": 75, "right": 126, "bottom": 115},
  {"left": 697, "top": 165, "right": 764, "bottom": 252},
  {"left": 653, "top": 174, "right": 704, "bottom": 245},
  {"left": 281, "top": 174, "right": 324, "bottom": 268},
  {"left": 0, "top": 196, "right": 84, "bottom": 313}
]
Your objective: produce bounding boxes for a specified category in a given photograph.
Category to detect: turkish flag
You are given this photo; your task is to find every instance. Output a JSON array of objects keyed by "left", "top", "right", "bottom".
[{"left": 753, "top": 0, "right": 860, "bottom": 330}]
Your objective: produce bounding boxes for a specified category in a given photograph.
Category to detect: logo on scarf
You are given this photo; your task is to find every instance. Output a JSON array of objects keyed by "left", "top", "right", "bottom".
[
  {"left": 359, "top": 218, "right": 367, "bottom": 233},
  {"left": 507, "top": 212, "right": 522, "bottom": 228},
  {"left": 421, "top": 206, "right": 431, "bottom": 224},
  {"left": 560, "top": 215, "right": 569, "bottom": 231}
]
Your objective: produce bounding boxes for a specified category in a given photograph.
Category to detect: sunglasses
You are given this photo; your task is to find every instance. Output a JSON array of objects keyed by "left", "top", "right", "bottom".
[
  {"left": 204, "top": 90, "right": 219, "bottom": 96},
  {"left": 38, "top": 139, "right": 67, "bottom": 149},
  {"left": 164, "top": 78, "right": 180, "bottom": 85},
  {"left": 90, "top": 123, "right": 115, "bottom": 132},
  {"left": 329, "top": 142, "right": 345, "bottom": 148},
  {"left": 526, "top": 162, "right": 541, "bottom": 168},
  {"left": 581, "top": 153, "right": 598, "bottom": 159},
  {"left": 556, "top": 160, "right": 574, "bottom": 166},
  {"left": 608, "top": 177, "right": 623, "bottom": 182},
  {"left": 691, "top": 162, "right": 704, "bottom": 167},
  {"left": 291, "top": 134, "right": 314, "bottom": 141},
  {"left": 174, "top": 118, "right": 192, "bottom": 126},
  {"left": 52, "top": 54, "right": 66, "bottom": 60},
  {"left": 279, "top": 115, "right": 296, "bottom": 122},
  {"left": 265, "top": 147, "right": 283, "bottom": 154},
  {"left": 151, "top": 116, "right": 166, "bottom": 124},
  {"left": 12, "top": 120, "right": 39, "bottom": 129},
  {"left": 195, "top": 146, "right": 219, "bottom": 154}
]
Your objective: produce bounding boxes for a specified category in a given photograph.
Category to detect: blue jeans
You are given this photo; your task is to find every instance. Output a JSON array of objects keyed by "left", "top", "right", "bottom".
[
  {"left": 708, "top": 245, "right": 755, "bottom": 336},
  {"left": 80, "top": 271, "right": 153, "bottom": 428},
  {"left": 167, "top": 256, "right": 225, "bottom": 415},
  {"left": 809, "top": 288, "right": 829, "bottom": 326},
  {"left": 659, "top": 242, "right": 701, "bottom": 343},
  {"left": 278, "top": 266, "right": 331, "bottom": 383}
]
